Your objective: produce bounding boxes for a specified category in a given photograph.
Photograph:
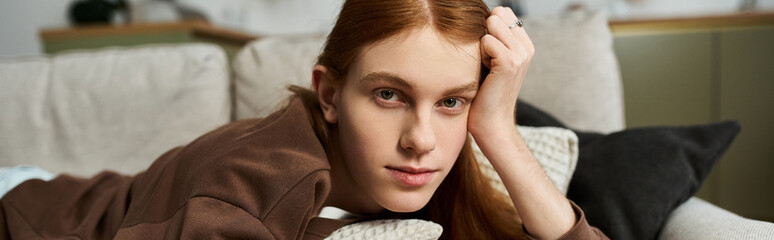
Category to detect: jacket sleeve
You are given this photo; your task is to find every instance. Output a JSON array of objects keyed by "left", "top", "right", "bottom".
[
  {"left": 524, "top": 200, "right": 610, "bottom": 240},
  {"left": 114, "top": 197, "right": 276, "bottom": 240}
]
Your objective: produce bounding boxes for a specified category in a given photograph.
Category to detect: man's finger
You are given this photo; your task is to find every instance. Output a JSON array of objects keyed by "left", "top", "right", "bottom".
[
  {"left": 492, "top": 6, "right": 532, "bottom": 48},
  {"left": 486, "top": 14, "right": 519, "bottom": 51}
]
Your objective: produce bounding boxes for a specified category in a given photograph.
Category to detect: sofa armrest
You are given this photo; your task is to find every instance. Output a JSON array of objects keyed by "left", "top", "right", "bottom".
[{"left": 659, "top": 197, "right": 774, "bottom": 240}]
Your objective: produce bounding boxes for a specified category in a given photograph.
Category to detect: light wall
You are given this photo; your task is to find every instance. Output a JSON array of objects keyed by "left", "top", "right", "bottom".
[
  {"left": 2, "top": 0, "right": 774, "bottom": 56},
  {"left": 0, "top": 0, "right": 71, "bottom": 56},
  {"left": 522, "top": 0, "right": 751, "bottom": 18},
  {"left": 176, "top": 0, "right": 501, "bottom": 35}
]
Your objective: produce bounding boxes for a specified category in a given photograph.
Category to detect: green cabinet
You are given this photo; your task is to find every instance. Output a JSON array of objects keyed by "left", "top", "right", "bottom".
[
  {"left": 716, "top": 27, "right": 774, "bottom": 222},
  {"left": 39, "top": 21, "right": 257, "bottom": 62},
  {"left": 614, "top": 25, "right": 774, "bottom": 222},
  {"left": 615, "top": 32, "right": 714, "bottom": 127}
]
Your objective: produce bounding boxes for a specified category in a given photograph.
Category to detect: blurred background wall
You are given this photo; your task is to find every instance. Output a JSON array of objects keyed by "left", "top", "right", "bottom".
[
  {"left": 0, "top": 0, "right": 71, "bottom": 56},
  {"left": 4, "top": 0, "right": 774, "bottom": 56}
]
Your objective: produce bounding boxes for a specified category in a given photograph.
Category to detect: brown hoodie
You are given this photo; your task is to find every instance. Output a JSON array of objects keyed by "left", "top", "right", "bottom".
[{"left": 0, "top": 99, "right": 607, "bottom": 239}]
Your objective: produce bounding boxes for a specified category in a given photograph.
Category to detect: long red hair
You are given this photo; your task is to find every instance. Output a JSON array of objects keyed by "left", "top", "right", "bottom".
[{"left": 290, "top": 0, "right": 524, "bottom": 239}]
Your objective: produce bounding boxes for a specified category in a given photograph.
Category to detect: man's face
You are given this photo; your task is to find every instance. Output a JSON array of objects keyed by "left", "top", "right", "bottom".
[{"left": 332, "top": 26, "right": 481, "bottom": 213}]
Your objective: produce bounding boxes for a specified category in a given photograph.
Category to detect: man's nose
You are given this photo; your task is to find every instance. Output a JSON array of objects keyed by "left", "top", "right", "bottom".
[{"left": 399, "top": 111, "right": 436, "bottom": 155}]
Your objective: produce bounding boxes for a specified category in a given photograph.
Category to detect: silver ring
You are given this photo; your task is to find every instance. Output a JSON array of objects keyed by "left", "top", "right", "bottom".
[{"left": 508, "top": 20, "right": 523, "bottom": 29}]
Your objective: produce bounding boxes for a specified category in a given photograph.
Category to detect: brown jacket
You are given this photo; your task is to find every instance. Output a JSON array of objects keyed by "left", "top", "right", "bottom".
[{"left": 0, "top": 99, "right": 607, "bottom": 239}]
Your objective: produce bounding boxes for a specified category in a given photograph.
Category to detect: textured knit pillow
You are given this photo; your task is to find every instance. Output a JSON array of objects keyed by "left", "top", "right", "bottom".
[
  {"left": 326, "top": 219, "right": 442, "bottom": 240},
  {"left": 472, "top": 125, "right": 579, "bottom": 196}
]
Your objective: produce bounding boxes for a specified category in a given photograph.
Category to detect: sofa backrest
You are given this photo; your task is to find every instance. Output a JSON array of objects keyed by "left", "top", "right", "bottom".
[
  {"left": 519, "top": 10, "right": 625, "bottom": 133},
  {"left": 0, "top": 43, "right": 231, "bottom": 177},
  {"left": 232, "top": 34, "right": 326, "bottom": 120},
  {"left": 233, "top": 10, "right": 625, "bottom": 133}
]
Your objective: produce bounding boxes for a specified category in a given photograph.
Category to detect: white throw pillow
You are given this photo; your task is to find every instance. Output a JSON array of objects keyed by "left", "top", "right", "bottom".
[
  {"left": 326, "top": 219, "right": 442, "bottom": 240},
  {"left": 472, "top": 125, "right": 579, "bottom": 196}
]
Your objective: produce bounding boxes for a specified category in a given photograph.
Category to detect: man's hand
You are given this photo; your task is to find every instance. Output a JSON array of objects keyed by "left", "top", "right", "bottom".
[{"left": 468, "top": 6, "right": 534, "bottom": 138}]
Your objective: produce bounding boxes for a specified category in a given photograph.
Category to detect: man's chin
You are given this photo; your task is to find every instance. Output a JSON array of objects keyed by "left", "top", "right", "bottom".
[{"left": 377, "top": 190, "right": 434, "bottom": 213}]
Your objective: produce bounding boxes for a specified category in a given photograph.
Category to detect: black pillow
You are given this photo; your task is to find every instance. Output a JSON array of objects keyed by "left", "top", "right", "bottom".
[{"left": 515, "top": 100, "right": 741, "bottom": 240}]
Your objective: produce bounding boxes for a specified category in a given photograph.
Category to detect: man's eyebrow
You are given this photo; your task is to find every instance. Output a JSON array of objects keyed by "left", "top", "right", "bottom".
[
  {"left": 360, "top": 71, "right": 478, "bottom": 96},
  {"left": 443, "top": 80, "right": 479, "bottom": 96},
  {"left": 360, "top": 72, "right": 415, "bottom": 89}
]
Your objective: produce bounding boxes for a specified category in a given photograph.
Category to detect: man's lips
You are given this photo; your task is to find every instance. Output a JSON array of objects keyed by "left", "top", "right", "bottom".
[
  {"left": 386, "top": 166, "right": 437, "bottom": 174},
  {"left": 386, "top": 166, "right": 437, "bottom": 186}
]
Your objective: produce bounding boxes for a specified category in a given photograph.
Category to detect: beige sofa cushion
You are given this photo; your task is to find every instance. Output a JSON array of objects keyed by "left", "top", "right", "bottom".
[
  {"left": 233, "top": 35, "right": 325, "bottom": 120},
  {"left": 0, "top": 44, "right": 231, "bottom": 177},
  {"left": 520, "top": 10, "right": 625, "bottom": 133},
  {"left": 659, "top": 197, "right": 774, "bottom": 240}
]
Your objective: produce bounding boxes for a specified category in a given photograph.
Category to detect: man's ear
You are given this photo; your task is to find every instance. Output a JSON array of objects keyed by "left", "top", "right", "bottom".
[{"left": 312, "top": 65, "right": 340, "bottom": 124}]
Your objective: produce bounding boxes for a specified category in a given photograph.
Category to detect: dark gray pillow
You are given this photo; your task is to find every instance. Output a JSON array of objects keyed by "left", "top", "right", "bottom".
[{"left": 515, "top": 100, "right": 741, "bottom": 240}]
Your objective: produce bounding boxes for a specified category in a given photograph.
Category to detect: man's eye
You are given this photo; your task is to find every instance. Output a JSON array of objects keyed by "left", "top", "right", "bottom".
[
  {"left": 442, "top": 98, "right": 461, "bottom": 108},
  {"left": 378, "top": 90, "right": 397, "bottom": 101}
]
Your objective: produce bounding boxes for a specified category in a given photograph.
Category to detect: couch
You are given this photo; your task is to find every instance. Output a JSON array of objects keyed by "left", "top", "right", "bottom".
[{"left": 2, "top": 10, "right": 773, "bottom": 239}]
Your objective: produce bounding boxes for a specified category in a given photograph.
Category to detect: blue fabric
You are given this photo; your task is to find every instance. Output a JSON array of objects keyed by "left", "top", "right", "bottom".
[{"left": 0, "top": 165, "right": 55, "bottom": 199}]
